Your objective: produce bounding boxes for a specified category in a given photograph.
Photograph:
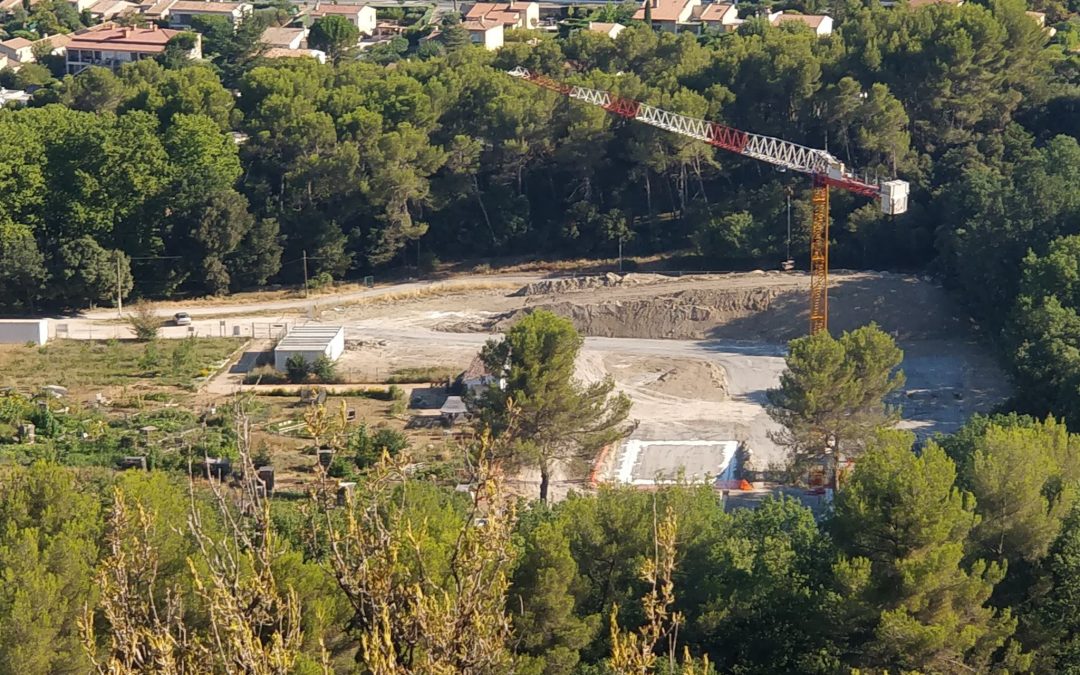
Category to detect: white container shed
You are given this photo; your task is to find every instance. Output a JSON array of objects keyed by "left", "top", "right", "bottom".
[
  {"left": 0, "top": 319, "right": 49, "bottom": 345},
  {"left": 273, "top": 325, "right": 345, "bottom": 371}
]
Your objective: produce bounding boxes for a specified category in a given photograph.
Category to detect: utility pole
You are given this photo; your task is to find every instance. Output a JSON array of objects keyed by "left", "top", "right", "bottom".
[
  {"left": 116, "top": 251, "right": 123, "bottom": 318},
  {"left": 302, "top": 249, "right": 309, "bottom": 299},
  {"left": 786, "top": 190, "right": 792, "bottom": 261}
]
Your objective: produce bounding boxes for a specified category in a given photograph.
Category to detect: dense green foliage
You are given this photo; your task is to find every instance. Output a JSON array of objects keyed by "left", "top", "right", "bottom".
[{"left": 6, "top": 410, "right": 1080, "bottom": 671}]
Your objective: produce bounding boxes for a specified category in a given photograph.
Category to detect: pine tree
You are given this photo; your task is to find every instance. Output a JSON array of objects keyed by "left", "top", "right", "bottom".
[
  {"left": 480, "top": 310, "right": 633, "bottom": 502},
  {"left": 1032, "top": 506, "right": 1080, "bottom": 672},
  {"left": 766, "top": 323, "right": 905, "bottom": 487},
  {"left": 510, "top": 517, "right": 600, "bottom": 674},
  {"left": 831, "top": 430, "right": 1027, "bottom": 673}
]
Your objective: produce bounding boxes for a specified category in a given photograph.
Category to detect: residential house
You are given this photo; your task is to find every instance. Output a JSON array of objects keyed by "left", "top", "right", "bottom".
[
  {"left": 87, "top": 0, "right": 138, "bottom": 21},
  {"left": 464, "top": 1, "right": 539, "bottom": 30},
  {"left": 261, "top": 25, "right": 308, "bottom": 49},
  {"left": 694, "top": 2, "right": 740, "bottom": 31},
  {"left": 0, "top": 38, "right": 35, "bottom": 64},
  {"left": 586, "top": 21, "right": 625, "bottom": 38},
  {"left": 460, "top": 354, "right": 503, "bottom": 398},
  {"left": 632, "top": 0, "right": 700, "bottom": 32},
  {"left": 463, "top": 18, "right": 503, "bottom": 49},
  {"left": 0, "top": 33, "right": 70, "bottom": 66},
  {"left": 68, "top": 0, "right": 98, "bottom": 12},
  {"left": 770, "top": 11, "right": 833, "bottom": 36},
  {"left": 303, "top": 2, "right": 377, "bottom": 36},
  {"left": 65, "top": 23, "right": 201, "bottom": 74},
  {"left": 140, "top": 0, "right": 252, "bottom": 27},
  {"left": 263, "top": 46, "right": 326, "bottom": 62}
]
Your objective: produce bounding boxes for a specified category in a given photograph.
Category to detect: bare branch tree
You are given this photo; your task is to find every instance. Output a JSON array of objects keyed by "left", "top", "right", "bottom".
[
  {"left": 313, "top": 422, "right": 517, "bottom": 673},
  {"left": 608, "top": 502, "right": 712, "bottom": 675}
]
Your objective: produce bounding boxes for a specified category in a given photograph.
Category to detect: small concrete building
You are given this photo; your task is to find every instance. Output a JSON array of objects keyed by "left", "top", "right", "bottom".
[
  {"left": 0, "top": 319, "right": 49, "bottom": 345},
  {"left": 273, "top": 324, "right": 345, "bottom": 371}
]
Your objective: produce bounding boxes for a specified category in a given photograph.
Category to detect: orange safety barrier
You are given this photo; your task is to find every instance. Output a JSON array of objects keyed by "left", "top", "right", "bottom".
[{"left": 715, "top": 479, "right": 753, "bottom": 491}]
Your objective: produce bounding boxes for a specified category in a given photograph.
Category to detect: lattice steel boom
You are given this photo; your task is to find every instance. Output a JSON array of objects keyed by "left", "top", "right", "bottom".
[{"left": 508, "top": 67, "right": 910, "bottom": 334}]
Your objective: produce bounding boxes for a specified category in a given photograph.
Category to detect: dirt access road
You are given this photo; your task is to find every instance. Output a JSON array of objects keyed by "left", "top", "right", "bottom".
[{"left": 69, "top": 269, "right": 1007, "bottom": 494}]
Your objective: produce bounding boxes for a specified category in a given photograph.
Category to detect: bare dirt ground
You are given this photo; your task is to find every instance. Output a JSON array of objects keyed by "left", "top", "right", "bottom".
[
  {"left": 321, "top": 269, "right": 1006, "bottom": 494},
  {"left": 67, "top": 269, "right": 1003, "bottom": 500}
]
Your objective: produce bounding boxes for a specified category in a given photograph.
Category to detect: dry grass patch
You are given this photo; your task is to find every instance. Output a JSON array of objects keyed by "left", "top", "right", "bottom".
[{"left": 0, "top": 338, "right": 243, "bottom": 394}]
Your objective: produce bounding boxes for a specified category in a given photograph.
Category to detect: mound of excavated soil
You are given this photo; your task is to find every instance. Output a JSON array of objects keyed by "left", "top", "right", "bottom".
[
  {"left": 512, "top": 272, "right": 670, "bottom": 297},
  {"left": 445, "top": 272, "right": 968, "bottom": 343},
  {"left": 640, "top": 358, "right": 729, "bottom": 402}
]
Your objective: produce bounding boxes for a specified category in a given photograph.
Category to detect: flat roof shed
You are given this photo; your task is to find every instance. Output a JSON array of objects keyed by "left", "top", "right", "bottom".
[{"left": 273, "top": 324, "right": 345, "bottom": 371}]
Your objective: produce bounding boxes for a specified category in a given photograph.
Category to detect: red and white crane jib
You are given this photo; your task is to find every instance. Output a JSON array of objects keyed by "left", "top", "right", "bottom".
[{"left": 507, "top": 67, "right": 910, "bottom": 215}]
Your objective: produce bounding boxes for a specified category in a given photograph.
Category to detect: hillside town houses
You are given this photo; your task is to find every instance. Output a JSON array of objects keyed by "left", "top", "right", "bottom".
[{"left": 0, "top": 0, "right": 1044, "bottom": 81}]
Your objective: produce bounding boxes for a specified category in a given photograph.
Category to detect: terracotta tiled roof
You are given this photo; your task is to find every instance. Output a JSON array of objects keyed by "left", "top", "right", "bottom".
[
  {"left": 633, "top": 0, "right": 692, "bottom": 22},
  {"left": 170, "top": 0, "right": 247, "bottom": 12},
  {"left": 465, "top": 2, "right": 522, "bottom": 26},
  {"left": 696, "top": 2, "right": 734, "bottom": 22},
  {"left": 263, "top": 47, "right": 320, "bottom": 58},
  {"left": 462, "top": 18, "right": 497, "bottom": 30},
  {"left": 0, "top": 37, "right": 32, "bottom": 50},
  {"left": 462, "top": 354, "right": 492, "bottom": 381},
  {"left": 88, "top": 0, "right": 138, "bottom": 16},
  {"left": 772, "top": 12, "right": 828, "bottom": 28},
  {"left": 261, "top": 25, "right": 306, "bottom": 46},
  {"left": 41, "top": 33, "right": 72, "bottom": 48},
  {"left": 67, "top": 23, "right": 181, "bottom": 53}
]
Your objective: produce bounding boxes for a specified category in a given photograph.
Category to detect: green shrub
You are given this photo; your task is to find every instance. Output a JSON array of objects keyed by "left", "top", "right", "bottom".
[
  {"left": 138, "top": 341, "right": 162, "bottom": 372},
  {"left": 388, "top": 384, "right": 405, "bottom": 401},
  {"left": 126, "top": 300, "right": 161, "bottom": 341},
  {"left": 312, "top": 355, "right": 339, "bottom": 383},
  {"left": 170, "top": 337, "right": 197, "bottom": 375},
  {"left": 0, "top": 393, "right": 32, "bottom": 424},
  {"left": 350, "top": 424, "right": 409, "bottom": 468},
  {"left": 286, "top": 354, "right": 310, "bottom": 384},
  {"left": 28, "top": 405, "right": 60, "bottom": 438}
]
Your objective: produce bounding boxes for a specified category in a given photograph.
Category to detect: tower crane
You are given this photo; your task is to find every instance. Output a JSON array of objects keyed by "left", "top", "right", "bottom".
[{"left": 507, "top": 67, "right": 910, "bottom": 335}]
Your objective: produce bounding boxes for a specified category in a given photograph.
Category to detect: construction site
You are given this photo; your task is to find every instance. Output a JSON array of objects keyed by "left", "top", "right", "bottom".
[
  {"left": 39, "top": 68, "right": 1005, "bottom": 501},
  {"left": 298, "top": 267, "right": 1006, "bottom": 499}
]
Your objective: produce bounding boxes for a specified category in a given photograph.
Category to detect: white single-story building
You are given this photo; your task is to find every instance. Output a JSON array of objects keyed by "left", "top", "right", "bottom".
[
  {"left": 0, "top": 319, "right": 49, "bottom": 345},
  {"left": 273, "top": 324, "right": 345, "bottom": 371}
]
